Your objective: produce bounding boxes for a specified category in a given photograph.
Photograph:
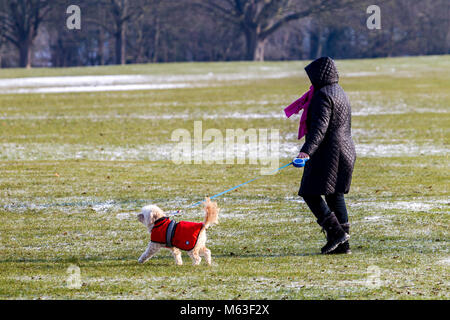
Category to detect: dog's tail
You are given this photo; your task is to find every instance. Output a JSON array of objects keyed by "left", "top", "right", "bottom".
[{"left": 203, "top": 197, "right": 219, "bottom": 229}]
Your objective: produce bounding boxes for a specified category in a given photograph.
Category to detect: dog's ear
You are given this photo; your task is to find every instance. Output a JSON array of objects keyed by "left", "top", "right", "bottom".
[
  {"left": 149, "top": 211, "right": 158, "bottom": 224},
  {"left": 137, "top": 213, "right": 145, "bottom": 223}
]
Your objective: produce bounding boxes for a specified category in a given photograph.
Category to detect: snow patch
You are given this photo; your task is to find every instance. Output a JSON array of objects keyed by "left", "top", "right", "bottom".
[
  {"left": 351, "top": 199, "right": 449, "bottom": 213},
  {"left": 438, "top": 258, "right": 450, "bottom": 265},
  {"left": 364, "top": 216, "right": 384, "bottom": 221},
  {"left": 0, "top": 71, "right": 298, "bottom": 94},
  {"left": 91, "top": 201, "right": 116, "bottom": 213},
  {"left": 1, "top": 140, "right": 448, "bottom": 162},
  {"left": 116, "top": 212, "right": 134, "bottom": 220},
  {"left": 8, "top": 83, "right": 196, "bottom": 94},
  {"left": 355, "top": 143, "right": 449, "bottom": 157},
  {"left": 0, "top": 110, "right": 286, "bottom": 121}
]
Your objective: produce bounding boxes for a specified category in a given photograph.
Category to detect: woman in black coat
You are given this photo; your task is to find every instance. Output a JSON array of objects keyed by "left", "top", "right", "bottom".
[{"left": 296, "top": 57, "right": 356, "bottom": 254}]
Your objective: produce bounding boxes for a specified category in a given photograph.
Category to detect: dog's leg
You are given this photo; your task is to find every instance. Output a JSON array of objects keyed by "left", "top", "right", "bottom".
[
  {"left": 138, "top": 242, "right": 160, "bottom": 263},
  {"left": 201, "top": 247, "right": 212, "bottom": 266},
  {"left": 171, "top": 248, "right": 183, "bottom": 265},
  {"left": 188, "top": 248, "right": 202, "bottom": 266}
]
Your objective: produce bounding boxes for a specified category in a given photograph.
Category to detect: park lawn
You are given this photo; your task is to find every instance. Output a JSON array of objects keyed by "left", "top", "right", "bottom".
[{"left": 0, "top": 55, "right": 449, "bottom": 299}]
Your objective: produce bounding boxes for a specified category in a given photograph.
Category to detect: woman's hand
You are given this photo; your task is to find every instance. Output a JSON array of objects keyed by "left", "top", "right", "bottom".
[{"left": 297, "top": 152, "right": 310, "bottom": 159}]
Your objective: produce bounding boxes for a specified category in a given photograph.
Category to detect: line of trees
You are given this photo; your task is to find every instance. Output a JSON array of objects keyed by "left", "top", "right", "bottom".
[{"left": 0, "top": 0, "right": 449, "bottom": 68}]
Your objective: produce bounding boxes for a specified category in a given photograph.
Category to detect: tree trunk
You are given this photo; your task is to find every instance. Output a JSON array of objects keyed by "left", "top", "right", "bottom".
[
  {"left": 153, "top": 16, "right": 160, "bottom": 63},
  {"left": 244, "top": 28, "right": 267, "bottom": 61},
  {"left": 115, "top": 22, "right": 127, "bottom": 65},
  {"left": 19, "top": 41, "right": 32, "bottom": 69},
  {"left": 121, "top": 23, "right": 127, "bottom": 64},
  {"left": 134, "top": 30, "right": 144, "bottom": 63},
  {"left": 310, "top": 28, "right": 322, "bottom": 59},
  {"left": 253, "top": 38, "right": 267, "bottom": 61},
  {"left": 244, "top": 28, "right": 257, "bottom": 60},
  {"left": 98, "top": 28, "right": 105, "bottom": 65}
]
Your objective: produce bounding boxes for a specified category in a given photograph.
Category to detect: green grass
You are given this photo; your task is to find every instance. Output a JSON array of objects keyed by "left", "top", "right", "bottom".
[{"left": 0, "top": 55, "right": 449, "bottom": 299}]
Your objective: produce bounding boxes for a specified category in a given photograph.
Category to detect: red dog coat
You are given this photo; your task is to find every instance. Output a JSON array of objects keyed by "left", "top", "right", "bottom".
[{"left": 151, "top": 217, "right": 204, "bottom": 251}]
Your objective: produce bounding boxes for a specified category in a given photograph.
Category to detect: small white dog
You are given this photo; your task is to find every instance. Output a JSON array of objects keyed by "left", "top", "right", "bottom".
[{"left": 137, "top": 198, "right": 219, "bottom": 266}]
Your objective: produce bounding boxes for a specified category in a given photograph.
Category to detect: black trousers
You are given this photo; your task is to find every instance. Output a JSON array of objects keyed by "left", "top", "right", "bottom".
[{"left": 302, "top": 193, "right": 348, "bottom": 225}]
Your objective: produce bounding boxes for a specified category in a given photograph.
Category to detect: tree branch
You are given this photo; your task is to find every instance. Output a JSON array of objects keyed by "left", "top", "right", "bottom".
[
  {"left": 259, "top": 0, "right": 359, "bottom": 39},
  {"left": 1, "top": 29, "right": 19, "bottom": 47},
  {"left": 191, "top": 1, "right": 240, "bottom": 24}
]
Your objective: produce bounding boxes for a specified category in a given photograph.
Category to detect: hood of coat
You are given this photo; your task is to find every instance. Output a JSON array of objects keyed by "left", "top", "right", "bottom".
[{"left": 304, "top": 56, "right": 339, "bottom": 88}]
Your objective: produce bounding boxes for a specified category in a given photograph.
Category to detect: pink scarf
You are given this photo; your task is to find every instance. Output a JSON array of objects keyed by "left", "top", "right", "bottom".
[{"left": 284, "top": 85, "right": 314, "bottom": 140}]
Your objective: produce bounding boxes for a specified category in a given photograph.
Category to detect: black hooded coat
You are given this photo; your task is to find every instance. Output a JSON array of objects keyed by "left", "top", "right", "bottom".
[{"left": 298, "top": 57, "right": 356, "bottom": 196}]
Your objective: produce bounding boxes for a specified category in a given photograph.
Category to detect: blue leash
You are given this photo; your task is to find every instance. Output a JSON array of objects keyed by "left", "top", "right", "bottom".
[{"left": 169, "top": 159, "right": 307, "bottom": 216}]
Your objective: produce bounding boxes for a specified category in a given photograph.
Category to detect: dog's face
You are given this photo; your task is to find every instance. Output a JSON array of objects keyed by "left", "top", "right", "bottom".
[{"left": 137, "top": 205, "right": 165, "bottom": 231}]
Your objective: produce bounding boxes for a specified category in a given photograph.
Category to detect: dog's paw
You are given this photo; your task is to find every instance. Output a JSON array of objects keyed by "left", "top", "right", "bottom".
[{"left": 138, "top": 258, "right": 145, "bottom": 264}]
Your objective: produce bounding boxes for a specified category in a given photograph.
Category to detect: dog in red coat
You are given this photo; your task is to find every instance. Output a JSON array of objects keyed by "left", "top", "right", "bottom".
[{"left": 137, "top": 198, "right": 219, "bottom": 266}]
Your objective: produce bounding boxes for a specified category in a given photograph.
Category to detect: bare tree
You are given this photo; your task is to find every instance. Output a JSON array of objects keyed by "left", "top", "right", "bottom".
[
  {"left": 127, "top": 0, "right": 161, "bottom": 63},
  {"left": 84, "top": 0, "right": 149, "bottom": 65},
  {"left": 0, "top": 0, "right": 50, "bottom": 68},
  {"left": 107, "top": 0, "right": 145, "bottom": 64},
  {"left": 192, "top": 0, "right": 360, "bottom": 61},
  {"left": 0, "top": 0, "right": 446, "bottom": 67}
]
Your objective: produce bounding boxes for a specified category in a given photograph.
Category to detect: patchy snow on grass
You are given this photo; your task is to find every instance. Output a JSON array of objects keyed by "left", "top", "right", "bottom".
[
  {"left": 350, "top": 199, "right": 449, "bottom": 213},
  {"left": 284, "top": 140, "right": 449, "bottom": 157},
  {"left": 342, "top": 72, "right": 381, "bottom": 77},
  {"left": 0, "top": 71, "right": 298, "bottom": 94},
  {"left": 355, "top": 142, "right": 449, "bottom": 157},
  {"left": 1, "top": 196, "right": 147, "bottom": 214},
  {"left": 9, "top": 83, "right": 198, "bottom": 94},
  {"left": 0, "top": 74, "right": 207, "bottom": 93},
  {"left": 92, "top": 201, "right": 116, "bottom": 213},
  {"left": 116, "top": 212, "right": 135, "bottom": 220},
  {"left": 0, "top": 110, "right": 286, "bottom": 121},
  {"left": 351, "top": 102, "right": 407, "bottom": 116},
  {"left": 364, "top": 215, "right": 386, "bottom": 221},
  {"left": 1, "top": 139, "right": 448, "bottom": 162},
  {"left": 437, "top": 258, "right": 450, "bottom": 265},
  {"left": 0, "top": 141, "right": 283, "bottom": 164},
  {"left": 348, "top": 92, "right": 449, "bottom": 115},
  {"left": 0, "top": 143, "right": 167, "bottom": 161}
]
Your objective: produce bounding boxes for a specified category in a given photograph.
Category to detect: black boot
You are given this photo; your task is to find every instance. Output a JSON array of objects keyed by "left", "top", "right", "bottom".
[
  {"left": 329, "top": 223, "right": 351, "bottom": 254},
  {"left": 320, "top": 213, "right": 350, "bottom": 254}
]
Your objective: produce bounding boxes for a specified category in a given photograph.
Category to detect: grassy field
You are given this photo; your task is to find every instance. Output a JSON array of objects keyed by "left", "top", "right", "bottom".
[{"left": 0, "top": 56, "right": 449, "bottom": 299}]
